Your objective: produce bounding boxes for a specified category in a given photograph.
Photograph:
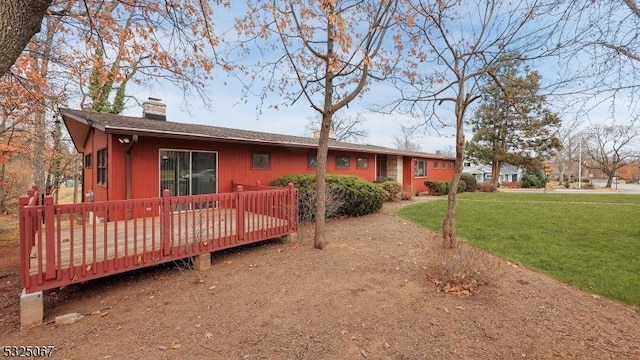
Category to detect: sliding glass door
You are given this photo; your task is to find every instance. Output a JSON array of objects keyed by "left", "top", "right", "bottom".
[{"left": 159, "top": 150, "right": 217, "bottom": 196}]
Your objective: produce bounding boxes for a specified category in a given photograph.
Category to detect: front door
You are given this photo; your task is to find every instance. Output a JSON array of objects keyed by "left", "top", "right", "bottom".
[{"left": 376, "top": 154, "right": 387, "bottom": 180}]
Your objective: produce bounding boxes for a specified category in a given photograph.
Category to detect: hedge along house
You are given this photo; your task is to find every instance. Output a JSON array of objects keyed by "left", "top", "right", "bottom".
[{"left": 61, "top": 99, "right": 455, "bottom": 210}]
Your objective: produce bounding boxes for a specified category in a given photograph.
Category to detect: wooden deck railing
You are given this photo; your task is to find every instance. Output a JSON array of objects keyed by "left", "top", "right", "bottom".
[{"left": 19, "top": 184, "right": 298, "bottom": 294}]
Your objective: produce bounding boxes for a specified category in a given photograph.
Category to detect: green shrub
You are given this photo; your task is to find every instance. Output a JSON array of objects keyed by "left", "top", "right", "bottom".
[
  {"left": 459, "top": 173, "right": 477, "bottom": 192},
  {"left": 425, "top": 180, "right": 449, "bottom": 196},
  {"left": 457, "top": 180, "right": 467, "bottom": 193},
  {"left": 375, "top": 180, "right": 402, "bottom": 202},
  {"left": 425, "top": 179, "right": 468, "bottom": 195},
  {"left": 271, "top": 174, "right": 384, "bottom": 220},
  {"left": 521, "top": 172, "right": 546, "bottom": 188}
]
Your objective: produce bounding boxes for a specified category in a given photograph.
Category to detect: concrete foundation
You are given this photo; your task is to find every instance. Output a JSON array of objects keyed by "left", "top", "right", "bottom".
[
  {"left": 20, "top": 289, "right": 43, "bottom": 330},
  {"left": 281, "top": 232, "right": 298, "bottom": 242},
  {"left": 194, "top": 253, "right": 211, "bottom": 271}
]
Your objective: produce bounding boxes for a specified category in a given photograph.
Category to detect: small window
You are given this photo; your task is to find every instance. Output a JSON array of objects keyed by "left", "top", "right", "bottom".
[
  {"left": 85, "top": 154, "right": 92, "bottom": 168},
  {"left": 463, "top": 162, "right": 471, "bottom": 167},
  {"left": 414, "top": 159, "right": 427, "bottom": 177},
  {"left": 97, "top": 148, "right": 108, "bottom": 186},
  {"left": 434, "top": 161, "right": 439, "bottom": 169},
  {"left": 252, "top": 153, "right": 270, "bottom": 169},
  {"left": 336, "top": 156, "right": 350, "bottom": 169},
  {"left": 356, "top": 157, "right": 369, "bottom": 169},
  {"left": 449, "top": 162, "right": 454, "bottom": 168},
  {"left": 308, "top": 154, "right": 317, "bottom": 169}
]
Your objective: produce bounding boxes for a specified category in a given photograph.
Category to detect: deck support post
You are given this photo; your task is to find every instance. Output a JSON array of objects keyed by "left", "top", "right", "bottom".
[
  {"left": 194, "top": 253, "right": 211, "bottom": 271},
  {"left": 20, "top": 289, "right": 43, "bottom": 329}
]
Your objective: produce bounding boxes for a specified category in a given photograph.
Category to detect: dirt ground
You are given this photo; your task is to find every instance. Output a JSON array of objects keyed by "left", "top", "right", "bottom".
[{"left": 1, "top": 200, "right": 639, "bottom": 359}]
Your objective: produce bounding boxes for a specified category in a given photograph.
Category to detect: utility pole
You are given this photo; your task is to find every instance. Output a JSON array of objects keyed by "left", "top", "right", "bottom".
[{"left": 578, "top": 137, "right": 582, "bottom": 190}]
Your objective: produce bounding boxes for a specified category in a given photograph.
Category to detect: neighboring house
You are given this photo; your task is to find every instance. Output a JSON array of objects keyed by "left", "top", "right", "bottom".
[
  {"left": 462, "top": 160, "right": 522, "bottom": 184},
  {"left": 60, "top": 100, "right": 455, "bottom": 206}
]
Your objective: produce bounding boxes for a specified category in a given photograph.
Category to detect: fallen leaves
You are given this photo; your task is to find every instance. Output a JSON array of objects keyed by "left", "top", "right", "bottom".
[{"left": 158, "top": 341, "right": 181, "bottom": 350}]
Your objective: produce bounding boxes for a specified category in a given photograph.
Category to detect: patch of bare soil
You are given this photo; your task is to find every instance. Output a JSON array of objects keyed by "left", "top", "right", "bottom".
[{"left": 1, "top": 200, "right": 639, "bottom": 359}]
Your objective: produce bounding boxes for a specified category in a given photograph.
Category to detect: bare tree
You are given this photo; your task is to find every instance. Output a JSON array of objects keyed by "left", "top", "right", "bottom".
[
  {"left": 553, "top": 118, "right": 582, "bottom": 183},
  {"left": 582, "top": 123, "right": 640, "bottom": 188},
  {"left": 566, "top": 0, "right": 640, "bottom": 118},
  {"left": 233, "top": 0, "right": 402, "bottom": 249},
  {"left": 305, "top": 113, "right": 369, "bottom": 143},
  {"left": 2, "top": 0, "right": 228, "bottom": 194},
  {"left": 391, "top": 0, "right": 581, "bottom": 248},
  {"left": 393, "top": 125, "right": 421, "bottom": 152}
]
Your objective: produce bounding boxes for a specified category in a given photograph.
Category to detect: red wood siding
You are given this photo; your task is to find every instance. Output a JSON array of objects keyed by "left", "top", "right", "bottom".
[
  {"left": 109, "top": 134, "right": 127, "bottom": 202},
  {"left": 83, "top": 126, "right": 453, "bottom": 201},
  {"left": 408, "top": 157, "right": 456, "bottom": 193},
  {"left": 122, "top": 136, "right": 377, "bottom": 199},
  {"left": 82, "top": 129, "right": 109, "bottom": 202}
]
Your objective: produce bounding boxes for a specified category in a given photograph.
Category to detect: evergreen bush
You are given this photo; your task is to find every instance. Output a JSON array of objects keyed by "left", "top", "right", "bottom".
[{"left": 271, "top": 174, "right": 385, "bottom": 220}]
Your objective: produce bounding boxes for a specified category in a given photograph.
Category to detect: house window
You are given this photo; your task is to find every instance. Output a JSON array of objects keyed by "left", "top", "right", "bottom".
[
  {"left": 434, "top": 161, "right": 439, "bottom": 169},
  {"left": 356, "top": 157, "right": 369, "bottom": 169},
  {"left": 160, "top": 150, "right": 217, "bottom": 196},
  {"left": 97, "top": 148, "right": 107, "bottom": 186},
  {"left": 85, "top": 154, "right": 92, "bottom": 168},
  {"left": 414, "top": 159, "right": 427, "bottom": 177},
  {"left": 336, "top": 155, "right": 350, "bottom": 169},
  {"left": 449, "top": 162, "right": 454, "bottom": 168},
  {"left": 252, "top": 153, "right": 270, "bottom": 169},
  {"left": 308, "top": 154, "right": 317, "bottom": 169},
  {"left": 463, "top": 161, "right": 471, "bottom": 167}
]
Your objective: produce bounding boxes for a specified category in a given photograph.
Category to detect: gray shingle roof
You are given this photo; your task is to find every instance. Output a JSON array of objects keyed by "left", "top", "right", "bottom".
[{"left": 60, "top": 108, "right": 453, "bottom": 160}]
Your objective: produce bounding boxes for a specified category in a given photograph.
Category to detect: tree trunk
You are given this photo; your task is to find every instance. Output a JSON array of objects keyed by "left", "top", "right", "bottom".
[
  {"left": 0, "top": 162, "right": 6, "bottom": 213},
  {"left": 33, "top": 110, "right": 47, "bottom": 194},
  {"left": 314, "top": 112, "right": 332, "bottom": 249},
  {"left": 443, "top": 95, "right": 466, "bottom": 249},
  {"left": 490, "top": 161, "right": 501, "bottom": 186},
  {"left": 0, "top": 0, "right": 51, "bottom": 77},
  {"left": 605, "top": 176, "right": 613, "bottom": 188}
]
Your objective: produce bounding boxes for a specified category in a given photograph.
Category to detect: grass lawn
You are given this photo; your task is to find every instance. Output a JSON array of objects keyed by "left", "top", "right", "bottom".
[
  {"left": 399, "top": 193, "right": 640, "bottom": 306},
  {"left": 0, "top": 187, "right": 78, "bottom": 247}
]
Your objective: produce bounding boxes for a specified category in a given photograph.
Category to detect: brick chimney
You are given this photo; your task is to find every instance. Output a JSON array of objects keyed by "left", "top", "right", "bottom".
[
  {"left": 313, "top": 130, "right": 338, "bottom": 140},
  {"left": 142, "top": 97, "right": 166, "bottom": 121}
]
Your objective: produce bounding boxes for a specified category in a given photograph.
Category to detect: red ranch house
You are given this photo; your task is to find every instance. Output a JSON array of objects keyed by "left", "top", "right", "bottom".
[
  {"left": 61, "top": 102, "right": 454, "bottom": 206},
  {"left": 17, "top": 102, "right": 454, "bottom": 329}
]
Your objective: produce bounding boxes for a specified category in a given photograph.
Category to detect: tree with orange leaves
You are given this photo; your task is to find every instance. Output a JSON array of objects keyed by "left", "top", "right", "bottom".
[
  {"left": 2, "top": 0, "right": 230, "bottom": 197},
  {"left": 0, "top": 72, "right": 42, "bottom": 212}
]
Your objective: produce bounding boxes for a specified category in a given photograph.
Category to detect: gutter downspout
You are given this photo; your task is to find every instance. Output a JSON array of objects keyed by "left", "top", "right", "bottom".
[{"left": 125, "top": 134, "right": 139, "bottom": 219}]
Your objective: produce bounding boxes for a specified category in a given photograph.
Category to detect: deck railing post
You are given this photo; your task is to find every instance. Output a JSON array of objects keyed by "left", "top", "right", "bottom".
[
  {"left": 18, "top": 194, "right": 30, "bottom": 288},
  {"left": 43, "top": 195, "right": 56, "bottom": 280},
  {"left": 236, "top": 185, "right": 245, "bottom": 241},
  {"left": 161, "top": 189, "right": 171, "bottom": 256}
]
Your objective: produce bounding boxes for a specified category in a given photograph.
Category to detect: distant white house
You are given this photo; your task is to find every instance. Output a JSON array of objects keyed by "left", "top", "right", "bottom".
[{"left": 463, "top": 160, "right": 523, "bottom": 184}]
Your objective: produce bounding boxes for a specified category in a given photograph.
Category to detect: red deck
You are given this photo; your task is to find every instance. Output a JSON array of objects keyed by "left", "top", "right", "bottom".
[{"left": 19, "top": 185, "right": 298, "bottom": 293}]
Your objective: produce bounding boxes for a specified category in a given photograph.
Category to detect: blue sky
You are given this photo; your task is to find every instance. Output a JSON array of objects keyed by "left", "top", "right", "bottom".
[
  {"left": 124, "top": 77, "right": 457, "bottom": 154},
  {"left": 116, "top": 1, "right": 635, "bottom": 155}
]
